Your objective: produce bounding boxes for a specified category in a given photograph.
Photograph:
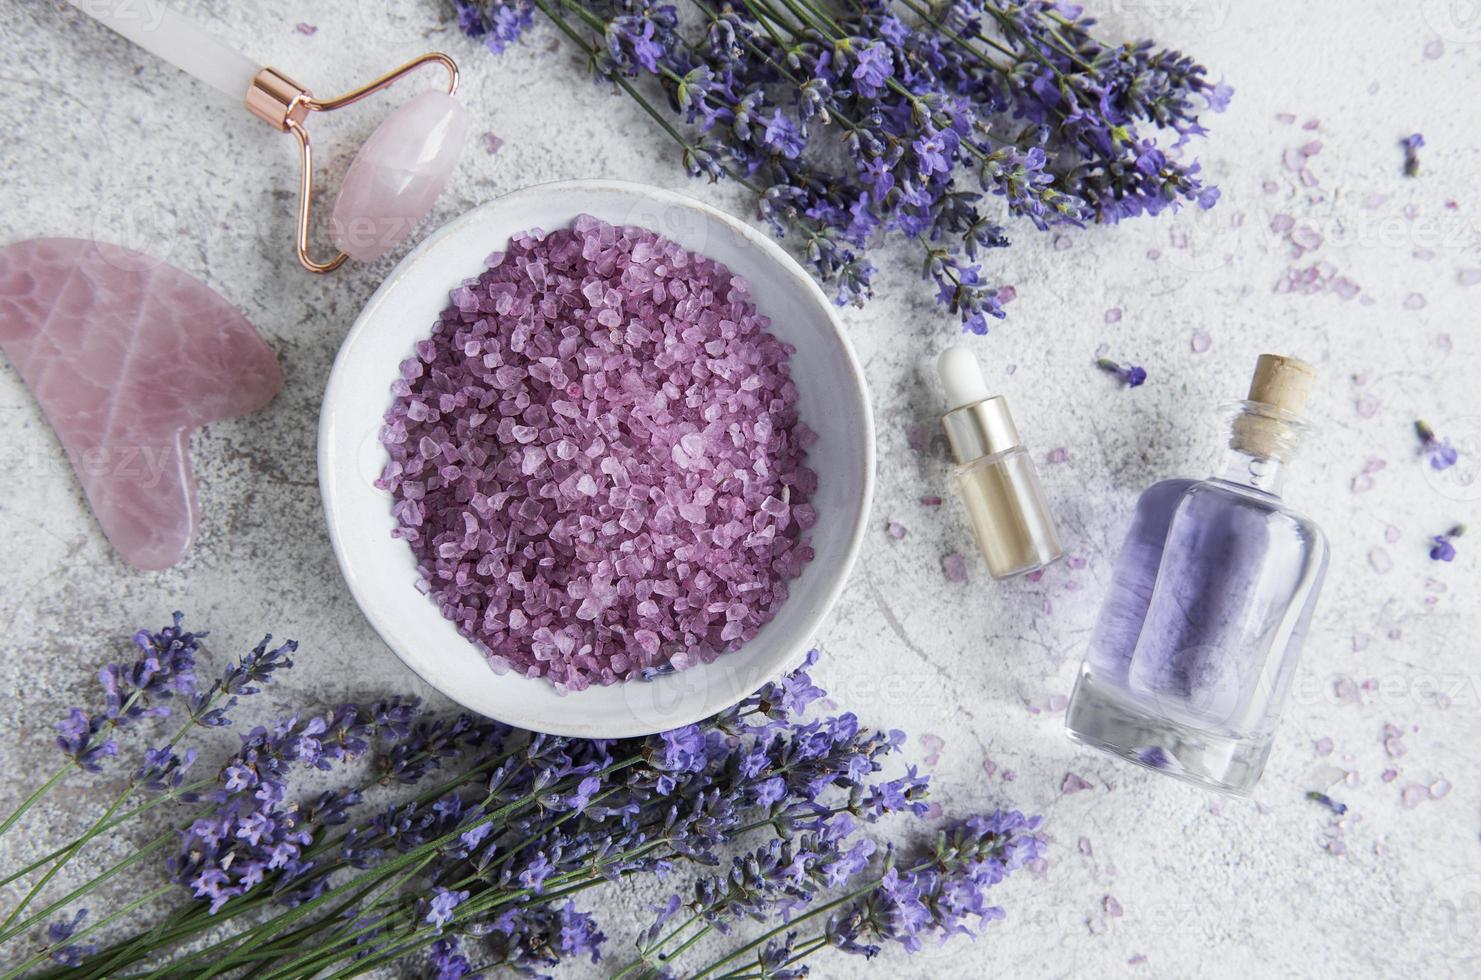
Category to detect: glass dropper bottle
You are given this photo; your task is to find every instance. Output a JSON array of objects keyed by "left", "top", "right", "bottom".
[{"left": 938, "top": 347, "right": 1064, "bottom": 579}]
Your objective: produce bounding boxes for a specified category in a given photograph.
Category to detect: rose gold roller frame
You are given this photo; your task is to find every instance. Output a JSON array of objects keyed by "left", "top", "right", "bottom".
[{"left": 244, "top": 53, "right": 460, "bottom": 274}]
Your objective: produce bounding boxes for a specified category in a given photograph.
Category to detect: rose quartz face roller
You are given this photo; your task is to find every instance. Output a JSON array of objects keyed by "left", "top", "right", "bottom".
[{"left": 66, "top": 1, "right": 469, "bottom": 272}]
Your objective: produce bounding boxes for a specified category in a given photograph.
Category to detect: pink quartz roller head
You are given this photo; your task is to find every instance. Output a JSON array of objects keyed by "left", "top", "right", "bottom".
[{"left": 245, "top": 54, "right": 468, "bottom": 273}]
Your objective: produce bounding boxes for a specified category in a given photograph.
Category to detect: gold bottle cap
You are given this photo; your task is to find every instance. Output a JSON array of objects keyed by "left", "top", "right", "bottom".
[
  {"left": 943, "top": 396, "right": 1023, "bottom": 463},
  {"left": 938, "top": 347, "right": 1024, "bottom": 463}
]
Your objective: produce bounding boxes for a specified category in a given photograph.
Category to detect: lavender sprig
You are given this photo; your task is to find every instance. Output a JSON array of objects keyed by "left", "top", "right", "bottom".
[
  {"left": 5, "top": 625, "right": 1041, "bottom": 980},
  {"left": 453, "top": 0, "right": 1227, "bottom": 332}
]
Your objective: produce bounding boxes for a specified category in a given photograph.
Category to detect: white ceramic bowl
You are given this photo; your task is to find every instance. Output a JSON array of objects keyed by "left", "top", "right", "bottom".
[{"left": 319, "top": 179, "right": 874, "bottom": 738}]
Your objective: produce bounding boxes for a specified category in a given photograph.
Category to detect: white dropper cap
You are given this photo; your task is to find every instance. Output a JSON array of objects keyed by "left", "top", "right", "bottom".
[{"left": 938, "top": 346, "right": 990, "bottom": 411}]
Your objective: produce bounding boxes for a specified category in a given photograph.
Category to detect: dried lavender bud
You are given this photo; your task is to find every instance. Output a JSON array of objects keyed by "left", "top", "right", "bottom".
[{"left": 1096, "top": 358, "right": 1148, "bottom": 388}]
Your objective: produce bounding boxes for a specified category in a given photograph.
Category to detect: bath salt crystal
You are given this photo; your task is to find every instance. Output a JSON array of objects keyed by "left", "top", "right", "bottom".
[
  {"left": 1061, "top": 772, "right": 1093, "bottom": 794},
  {"left": 942, "top": 553, "right": 968, "bottom": 582},
  {"left": 378, "top": 215, "right": 816, "bottom": 688}
]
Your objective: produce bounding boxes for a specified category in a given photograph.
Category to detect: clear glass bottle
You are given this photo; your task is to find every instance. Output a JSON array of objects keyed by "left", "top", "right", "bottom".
[
  {"left": 1064, "top": 355, "right": 1329, "bottom": 795},
  {"left": 938, "top": 347, "right": 1062, "bottom": 579}
]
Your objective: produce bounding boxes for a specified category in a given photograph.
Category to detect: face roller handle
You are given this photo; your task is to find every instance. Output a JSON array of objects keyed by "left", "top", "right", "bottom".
[{"left": 65, "top": 0, "right": 260, "bottom": 100}]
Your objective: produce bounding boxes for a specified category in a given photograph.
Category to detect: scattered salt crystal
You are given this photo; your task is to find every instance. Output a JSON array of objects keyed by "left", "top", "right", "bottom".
[
  {"left": 919, "top": 495, "right": 943, "bottom": 508},
  {"left": 1356, "top": 394, "right": 1379, "bottom": 418},
  {"left": 906, "top": 424, "right": 932, "bottom": 453},
  {"left": 1429, "top": 778, "right": 1452, "bottom": 799},
  {"left": 1026, "top": 568, "right": 1045, "bottom": 583},
  {"left": 1061, "top": 772, "right": 1093, "bottom": 794},
  {"left": 1381, "top": 769, "right": 1398, "bottom": 783},
  {"left": 1383, "top": 723, "right": 1407, "bottom": 757},
  {"left": 1146, "top": 248, "right": 1161, "bottom": 260},
  {"left": 1053, "top": 235, "right": 1071, "bottom": 251},
  {"left": 1078, "top": 836, "right": 1093, "bottom": 856},
  {"left": 1104, "top": 307, "right": 1122, "bottom": 324},
  {"left": 1047, "top": 447, "right": 1069, "bottom": 464},
  {"left": 1290, "top": 225, "right": 1323, "bottom": 250},
  {"left": 942, "top": 553, "right": 968, "bottom": 583},
  {"left": 919, "top": 733, "right": 944, "bottom": 766},
  {"left": 1048, "top": 694, "right": 1068, "bottom": 711},
  {"left": 887, "top": 521, "right": 908, "bottom": 540},
  {"left": 1067, "top": 554, "right": 1086, "bottom": 570},
  {"left": 1424, "top": 38, "right": 1444, "bottom": 59},
  {"left": 1314, "top": 737, "right": 1334, "bottom": 756},
  {"left": 1275, "top": 113, "right": 1296, "bottom": 125},
  {"left": 1302, "top": 140, "right": 1323, "bottom": 156},
  {"left": 1368, "top": 548, "right": 1392, "bottom": 574},
  {"left": 997, "top": 284, "right": 1017, "bottom": 304},
  {"left": 1401, "top": 784, "right": 1427, "bottom": 808},
  {"left": 1459, "top": 269, "right": 1481, "bottom": 286},
  {"left": 1384, "top": 524, "right": 1400, "bottom": 543},
  {"left": 481, "top": 132, "right": 504, "bottom": 155},
  {"left": 1128, "top": 955, "right": 1147, "bottom": 966},
  {"left": 295, "top": 22, "right": 317, "bottom": 35},
  {"left": 1191, "top": 328, "right": 1211, "bottom": 353},
  {"left": 1302, "top": 118, "right": 1320, "bottom": 130}
]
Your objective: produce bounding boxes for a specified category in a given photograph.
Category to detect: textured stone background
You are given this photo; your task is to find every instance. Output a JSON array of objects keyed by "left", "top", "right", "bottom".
[{"left": 2, "top": 1, "right": 1479, "bottom": 976}]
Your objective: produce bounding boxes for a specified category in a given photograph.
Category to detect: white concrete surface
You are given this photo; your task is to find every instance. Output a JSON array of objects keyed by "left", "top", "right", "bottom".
[{"left": 1, "top": 1, "right": 1478, "bottom": 977}]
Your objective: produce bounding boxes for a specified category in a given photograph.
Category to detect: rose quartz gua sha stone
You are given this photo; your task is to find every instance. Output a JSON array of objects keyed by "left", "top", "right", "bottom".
[
  {"left": 0, "top": 239, "right": 282, "bottom": 570},
  {"left": 328, "top": 90, "right": 468, "bottom": 263}
]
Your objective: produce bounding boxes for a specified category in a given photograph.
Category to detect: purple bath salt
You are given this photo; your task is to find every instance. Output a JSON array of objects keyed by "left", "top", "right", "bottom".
[{"left": 378, "top": 215, "right": 818, "bottom": 690}]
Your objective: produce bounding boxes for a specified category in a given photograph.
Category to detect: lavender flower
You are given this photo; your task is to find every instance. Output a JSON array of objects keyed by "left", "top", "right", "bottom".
[
  {"left": 1429, "top": 524, "right": 1464, "bottom": 562},
  {"left": 54, "top": 612, "right": 204, "bottom": 772},
  {"left": 46, "top": 909, "right": 97, "bottom": 966},
  {"left": 1401, "top": 132, "right": 1424, "bottom": 177},
  {"left": 426, "top": 887, "right": 470, "bottom": 930},
  {"left": 1306, "top": 790, "right": 1348, "bottom": 815},
  {"left": 1415, "top": 420, "right": 1458, "bottom": 471},
  {"left": 1096, "top": 357, "right": 1148, "bottom": 388},
  {"left": 427, "top": 937, "right": 479, "bottom": 979}
]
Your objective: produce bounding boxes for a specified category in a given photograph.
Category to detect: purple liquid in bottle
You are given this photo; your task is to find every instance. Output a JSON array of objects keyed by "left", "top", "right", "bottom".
[{"left": 1067, "top": 392, "right": 1328, "bottom": 794}]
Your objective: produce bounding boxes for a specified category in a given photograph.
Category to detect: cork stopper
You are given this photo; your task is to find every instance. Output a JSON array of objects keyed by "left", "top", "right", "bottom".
[
  {"left": 1231, "top": 354, "right": 1315, "bottom": 458},
  {"left": 1246, "top": 354, "right": 1315, "bottom": 414}
]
